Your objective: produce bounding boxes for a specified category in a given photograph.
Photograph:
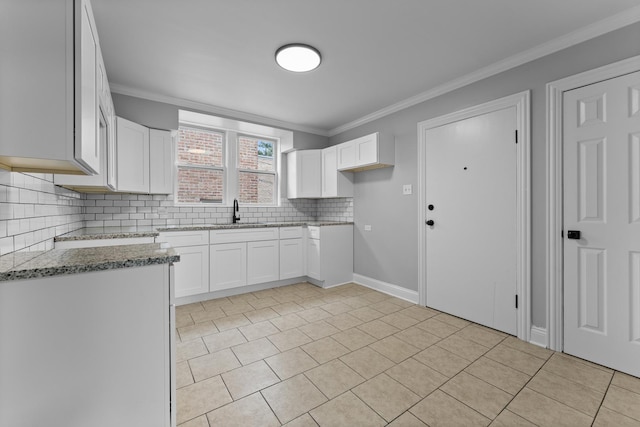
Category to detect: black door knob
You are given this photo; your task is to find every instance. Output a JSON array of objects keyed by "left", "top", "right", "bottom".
[
  {"left": 567, "top": 230, "right": 581, "bottom": 239},
  {"left": 426, "top": 220, "right": 434, "bottom": 226}
]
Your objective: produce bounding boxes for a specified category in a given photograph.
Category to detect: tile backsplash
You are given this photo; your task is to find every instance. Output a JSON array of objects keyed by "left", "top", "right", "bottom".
[
  {"left": 0, "top": 171, "right": 85, "bottom": 256},
  {"left": 83, "top": 195, "right": 354, "bottom": 227},
  {"left": 0, "top": 170, "right": 354, "bottom": 256}
]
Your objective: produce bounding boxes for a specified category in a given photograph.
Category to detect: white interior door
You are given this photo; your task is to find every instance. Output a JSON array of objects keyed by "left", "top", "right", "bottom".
[
  {"left": 563, "top": 70, "right": 640, "bottom": 376},
  {"left": 425, "top": 107, "right": 517, "bottom": 335}
]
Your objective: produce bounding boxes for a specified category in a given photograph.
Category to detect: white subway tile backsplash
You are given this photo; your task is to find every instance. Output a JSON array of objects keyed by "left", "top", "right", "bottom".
[{"left": 0, "top": 166, "right": 353, "bottom": 257}]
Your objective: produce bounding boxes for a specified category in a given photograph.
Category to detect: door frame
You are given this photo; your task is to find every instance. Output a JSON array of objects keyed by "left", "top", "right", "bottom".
[
  {"left": 546, "top": 55, "right": 640, "bottom": 351},
  {"left": 417, "top": 91, "right": 531, "bottom": 341}
]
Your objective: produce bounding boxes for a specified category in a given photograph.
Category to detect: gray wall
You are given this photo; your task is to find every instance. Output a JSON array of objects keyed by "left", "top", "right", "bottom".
[
  {"left": 112, "top": 93, "right": 179, "bottom": 130},
  {"left": 330, "top": 22, "right": 640, "bottom": 328},
  {"left": 111, "top": 93, "right": 330, "bottom": 150}
]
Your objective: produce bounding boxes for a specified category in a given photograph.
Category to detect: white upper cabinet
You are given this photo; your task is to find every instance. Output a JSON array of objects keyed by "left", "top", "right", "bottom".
[
  {"left": 0, "top": 0, "right": 103, "bottom": 175},
  {"left": 76, "top": 0, "right": 100, "bottom": 174},
  {"left": 117, "top": 117, "right": 150, "bottom": 193},
  {"left": 54, "top": 47, "right": 117, "bottom": 192},
  {"left": 336, "top": 132, "right": 394, "bottom": 172},
  {"left": 321, "top": 146, "right": 353, "bottom": 198},
  {"left": 287, "top": 150, "right": 321, "bottom": 198},
  {"left": 149, "top": 129, "right": 174, "bottom": 194}
]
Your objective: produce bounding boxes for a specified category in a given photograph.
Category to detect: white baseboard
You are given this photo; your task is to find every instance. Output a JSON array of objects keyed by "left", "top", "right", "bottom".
[
  {"left": 529, "top": 326, "right": 548, "bottom": 348},
  {"left": 352, "top": 274, "right": 419, "bottom": 304}
]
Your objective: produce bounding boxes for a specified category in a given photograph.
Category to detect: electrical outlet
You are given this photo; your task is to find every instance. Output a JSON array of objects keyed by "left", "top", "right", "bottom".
[
  {"left": 403, "top": 184, "right": 412, "bottom": 195},
  {"left": 364, "top": 225, "right": 372, "bottom": 231}
]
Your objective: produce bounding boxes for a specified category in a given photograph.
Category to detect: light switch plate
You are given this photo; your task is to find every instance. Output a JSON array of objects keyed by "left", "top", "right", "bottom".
[
  {"left": 364, "top": 225, "right": 372, "bottom": 231},
  {"left": 403, "top": 184, "right": 412, "bottom": 195}
]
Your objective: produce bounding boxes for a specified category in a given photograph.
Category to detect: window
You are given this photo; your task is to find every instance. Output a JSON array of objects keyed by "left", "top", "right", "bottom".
[
  {"left": 237, "top": 135, "right": 276, "bottom": 205},
  {"left": 176, "top": 127, "right": 225, "bottom": 204},
  {"left": 175, "top": 125, "right": 279, "bottom": 206}
]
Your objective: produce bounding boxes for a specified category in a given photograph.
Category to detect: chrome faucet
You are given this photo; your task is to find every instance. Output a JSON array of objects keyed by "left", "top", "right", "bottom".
[{"left": 232, "top": 198, "right": 240, "bottom": 223}]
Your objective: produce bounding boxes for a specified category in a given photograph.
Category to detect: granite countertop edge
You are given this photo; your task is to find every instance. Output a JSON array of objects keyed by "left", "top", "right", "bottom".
[
  {"left": 55, "top": 221, "right": 354, "bottom": 241},
  {"left": 0, "top": 244, "right": 180, "bottom": 282}
]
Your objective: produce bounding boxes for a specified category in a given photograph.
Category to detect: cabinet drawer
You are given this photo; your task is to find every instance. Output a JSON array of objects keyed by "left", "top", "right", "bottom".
[
  {"left": 157, "top": 230, "right": 209, "bottom": 247},
  {"left": 210, "top": 227, "right": 279, "bottom": 244},
  {"left": 307, "top": 226, "right": 320, "bottom": 240},
  {"left": 279, "top": 226, "right": 303, "bottom": 239}
]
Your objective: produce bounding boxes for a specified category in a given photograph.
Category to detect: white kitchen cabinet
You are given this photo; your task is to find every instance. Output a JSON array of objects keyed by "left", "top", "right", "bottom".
[
  {"left": 117, "top": 116, "right": 150, "bottom": 193},
  {"left": 322, "top": 146, "right": 353, "bottom": 198},
  {"left": 248, "top": 240, "right": 280, "bottom": 285},
  {"left": 287, "top": 150, "right": 321, "bottom": 198},
  {"left": 306, "top": 237, "right": 321, "bottom": 280},
  {"left": 0, "top": 0, "right": 103, "bottom": 175},
  {"left": 280, "top": 226, "right": 305, "bottom": 280},
  {"left": 336, "top": 132, "right": 394, "bottom": 172},
  {"left": 54, "top": 106, "right": 116, "bottom": 191},
  {"left": 280, "top": 238, "right": 305, "bottom": 280},
  {"left": 210, "top": 242, "right": 247, "bottom": 291},
  {"left": 306, "top": 225, "right": 353, "bottom": 287},
  {"left": 0, "top": 264, "right": 174, "bottom": 427},
  {"left": 158, "top": 231, "right": 209, "bottom": 298},
  {"left": 150, "top": 129, "right": 175, "bottom": 194}
]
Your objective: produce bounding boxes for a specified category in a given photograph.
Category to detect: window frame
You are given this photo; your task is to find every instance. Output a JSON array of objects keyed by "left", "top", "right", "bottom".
[
  {"left": 175, "top": 124, "right": 227, "bottom": 205},
  {"left": 234, "top": 133, "right": 278, "bottom": 206},
  {"left": 174, "top": 125, "right": 280, "bottom": 207}
]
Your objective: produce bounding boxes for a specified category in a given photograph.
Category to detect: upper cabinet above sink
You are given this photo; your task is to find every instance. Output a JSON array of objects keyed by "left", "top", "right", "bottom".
[
  {"left": 0, "top": 0, "right": 103, "bottom": 175},
  {"left": 336, "top": 132, "right": 394, "bottom": 172}
]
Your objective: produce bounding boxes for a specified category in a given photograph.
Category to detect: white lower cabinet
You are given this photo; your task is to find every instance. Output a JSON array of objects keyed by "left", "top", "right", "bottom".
[
  {"left": 0, "top": 264, "right": 174, "bottom": 427},
  {"left": 306, "top": 225, "right": 353, "bottom": 287},
  {"left": 306, "top": 238, "right": 321, "bottom": 280},
  {"left": 163, "top": 225, "right": 352, "bottom": 300},
  {"left": 280, "top": 238, "right": 304, "bottom": 280},
  {"left": 157, "top": 230, "right": 209, "bottom": 298},
  {"left": 173, "top": 245, "right": 209, "bottom": 297},
  {"left": 248, "top": 240, "right": 280, "bottom": 285},
  {"left": 210, "top": 242, "right": 247, "bottom": 291}
]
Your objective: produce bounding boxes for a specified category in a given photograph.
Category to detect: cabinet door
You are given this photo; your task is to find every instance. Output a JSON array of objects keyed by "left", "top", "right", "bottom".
[
  {"left": 280, "top": 239, "right": 304, "bottom": 280},
  {"left": 306, "top": 238, "right": 321, "bottom": 280},
  {"left": 116, "top": 117, "right": 150, "bottom": 193},
  {"left": 149, "top": 129, "right": 174, "bottom": 194},
  {"left": 287, "top": 150, "right": 321, "bottom": 198},
  {"left": 248, "top": 240, "right": 280, "bottom": 285},
  {"left": 211, "top": 243, "right": 247, "bottom": 291},
  {"left": 173, "top": 245, "right": 209, "bottom": 298},
  {"left": 322, "top": 146, "right": 338, "bottom": 197},
  {"left": 337, "top": 141, "right": 355, "bottom": 170},
  {"left": 75, "top": 0, "right": 100, "bottom": 174},
  {"left": 355, "top": 133, "right": 378, "bottom": 166}
]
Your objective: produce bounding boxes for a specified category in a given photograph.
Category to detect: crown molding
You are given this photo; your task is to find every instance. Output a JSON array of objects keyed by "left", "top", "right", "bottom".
[
  {"left": 328, "top": 4, "right": 640, "bottom": 136},
  {"left": 109, "top": 83, "right": 330, "bottom": 137}
]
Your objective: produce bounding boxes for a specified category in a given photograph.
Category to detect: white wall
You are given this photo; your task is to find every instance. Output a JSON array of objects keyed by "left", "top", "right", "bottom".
[{"left": 329, "top": 22, "right": 640, "bottom": 328}]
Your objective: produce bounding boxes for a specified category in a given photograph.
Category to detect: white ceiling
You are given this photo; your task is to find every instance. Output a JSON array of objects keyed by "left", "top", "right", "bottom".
[{"left": 92, "top": 0, "right": 640, "bottom": 135}]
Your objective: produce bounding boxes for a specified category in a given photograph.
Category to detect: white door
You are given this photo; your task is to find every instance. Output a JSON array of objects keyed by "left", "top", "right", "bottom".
[
  {"left": 563, "top": 70, "right": 640, "bottom": 376},
  {"left": 425, "top": 107, "right": 517, "bottom": 335}
]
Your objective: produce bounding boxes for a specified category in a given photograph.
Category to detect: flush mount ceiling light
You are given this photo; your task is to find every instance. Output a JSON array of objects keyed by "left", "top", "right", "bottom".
[{"left": 275, "top": 44, "right": 321, "bottom": 72}]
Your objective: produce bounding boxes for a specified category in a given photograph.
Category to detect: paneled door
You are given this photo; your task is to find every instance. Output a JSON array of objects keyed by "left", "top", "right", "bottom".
[
  {"left": 563, "top": 70, "right": 640, "bottom": 376},
  {"left": 425, "top": 106, "right": 517, "bottom": 335}
]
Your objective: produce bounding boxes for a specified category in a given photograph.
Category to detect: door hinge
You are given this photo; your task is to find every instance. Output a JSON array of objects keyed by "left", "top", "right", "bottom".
[
  {"left": 515, "top": 294, "right": 518, "bottom": 309},
  {"left": 561, "top": 230, "right": 564, "bottom": 238},
  {"left": 515, "top": 130, "right": 518, "bottom": 144}
]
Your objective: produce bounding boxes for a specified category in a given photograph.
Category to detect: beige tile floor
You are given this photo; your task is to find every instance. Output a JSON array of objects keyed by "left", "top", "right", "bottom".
[{"left": 175, "top": 282, "right": 640, "bottom": 427}]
